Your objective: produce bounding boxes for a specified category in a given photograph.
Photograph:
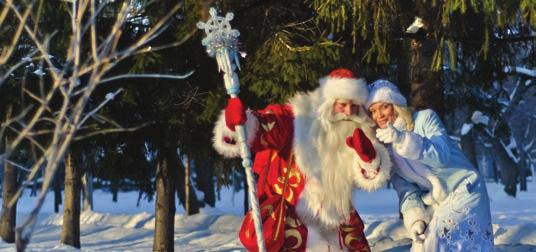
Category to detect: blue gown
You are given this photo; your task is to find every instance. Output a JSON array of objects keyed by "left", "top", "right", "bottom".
[{"left": 389, "top": 109, "right": 494, "bottom": 252}]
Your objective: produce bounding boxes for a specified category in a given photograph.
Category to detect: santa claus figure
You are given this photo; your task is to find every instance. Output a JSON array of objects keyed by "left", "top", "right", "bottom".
[{"left": 213, "top": 68, "right": 392, "bottom": 251}]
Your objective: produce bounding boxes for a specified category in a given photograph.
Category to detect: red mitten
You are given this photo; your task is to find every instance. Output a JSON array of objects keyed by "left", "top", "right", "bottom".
[
  {"left": 346, "top": 128, "right": 376, "bottom": 163},
  {"left": 225, "top": 97, "right": 247, "bottom": 131}
]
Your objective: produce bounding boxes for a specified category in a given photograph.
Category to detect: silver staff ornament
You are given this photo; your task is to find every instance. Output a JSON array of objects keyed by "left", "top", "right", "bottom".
[{"left": 198, "top": 7, "right": 266, "bottom": 252}]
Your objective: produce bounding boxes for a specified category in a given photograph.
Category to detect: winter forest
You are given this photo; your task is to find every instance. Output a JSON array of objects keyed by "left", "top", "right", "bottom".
[{"left": 0, "top": 0, "right": 535, "bottom": 251}]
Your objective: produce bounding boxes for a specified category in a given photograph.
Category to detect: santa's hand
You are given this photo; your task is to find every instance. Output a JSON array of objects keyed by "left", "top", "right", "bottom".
[
  {"left": 410, "top": 220, "right": 426, "bottom": 243},
  {"left": 224, "top": 97, "right": 247, "bottom": 131},
  {"left": 346, "top": 128, "right": 377, "bottom": 162},
  {"left": 376, "top": 123, "right": 403, "bottom": 144}
]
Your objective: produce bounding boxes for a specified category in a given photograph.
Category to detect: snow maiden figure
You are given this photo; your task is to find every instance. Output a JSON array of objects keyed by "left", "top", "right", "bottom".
[{"left": 366, "top": 80, "right": 494, "bottom": 252}]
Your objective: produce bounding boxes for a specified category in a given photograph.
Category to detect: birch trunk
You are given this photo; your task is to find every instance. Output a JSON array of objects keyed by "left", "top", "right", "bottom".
[
  {"left": 82, "top": 171, "right": 93, "bottom": 211},
  {"left": 0, "top": 138, "right": 17, "bottom": 243},
  {"left": 61, "top": 152, "right": 81, "bottom": 248},
  {"left": 153, "top": 150, "right": 176, "bottom": 252}
]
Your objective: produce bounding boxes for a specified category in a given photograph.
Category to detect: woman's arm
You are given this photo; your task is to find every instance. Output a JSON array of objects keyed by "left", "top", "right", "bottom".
[
  {"left": 393, "top": 109, "right": 451, "bottom": 167},
  {"left": 391, "top": 173, "right": 430, "bottom": 230}
]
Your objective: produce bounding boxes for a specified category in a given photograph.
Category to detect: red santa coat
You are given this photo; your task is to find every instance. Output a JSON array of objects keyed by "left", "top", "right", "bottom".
[{"left": 213, "top": 91, "right": 391, "bottom": 252}]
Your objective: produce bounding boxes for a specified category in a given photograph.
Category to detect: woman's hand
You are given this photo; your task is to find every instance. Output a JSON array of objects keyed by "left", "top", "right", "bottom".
[
  {"left": 376, "top": 123, "right": 403, "bottom": 144},
  {"left": 410, "top": 220, "right": 426, "bottom": 243}
]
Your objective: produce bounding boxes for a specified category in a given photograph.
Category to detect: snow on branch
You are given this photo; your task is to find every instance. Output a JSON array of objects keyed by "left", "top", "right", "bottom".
[
  {"left": 503, "top": 66, "right": 536, "bottom": 78},
  {"left": 471, "top": 111, "right": 490, "bottom": 126},
  {"left": 98, "top": 71, "right": 195, "bottom": 84}
]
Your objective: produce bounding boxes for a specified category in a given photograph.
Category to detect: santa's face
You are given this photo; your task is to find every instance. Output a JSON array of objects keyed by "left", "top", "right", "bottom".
[
  {"left": 368, "top": 102, "right": 396, "bottom": 128},
  {"left": 332, "top": 99, "right": 359, "bottom": 117}
]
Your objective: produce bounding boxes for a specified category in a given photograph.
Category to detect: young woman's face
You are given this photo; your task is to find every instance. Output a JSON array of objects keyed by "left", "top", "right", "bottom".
[{"left": 368, "top": 102, "right": 396, "bottom": 128}]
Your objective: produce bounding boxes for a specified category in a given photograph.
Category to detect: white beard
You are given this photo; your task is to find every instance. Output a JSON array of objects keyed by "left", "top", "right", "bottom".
[
  {"left": 291, "top": 92, "right": 379, "bottom": 227},
  {"left": 314, "top": 118, "right": 360, "bottom": 221}
]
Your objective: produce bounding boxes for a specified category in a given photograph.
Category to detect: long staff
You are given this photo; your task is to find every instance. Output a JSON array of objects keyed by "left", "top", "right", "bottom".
[{"left": 198, "top": 8, "right": 266, "bottom": 252}]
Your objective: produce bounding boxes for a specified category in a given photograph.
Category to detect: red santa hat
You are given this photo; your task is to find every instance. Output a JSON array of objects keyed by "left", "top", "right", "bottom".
[{"left": 319, "top": 68, "right": 368, "bottom": 105}]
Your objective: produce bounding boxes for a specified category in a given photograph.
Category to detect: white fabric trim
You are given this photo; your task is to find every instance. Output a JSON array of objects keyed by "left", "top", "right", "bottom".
[
  {"left": 290, "top": 90, "right": 324, "bottom": 180},
  {"left": 319, "top": 77, "right": 368, "bottom": 105},
  {"left": 355, "top": 151, "right": 381, "bottom": 172},
  {"left": 394, "top": 131, "right": 423, "bottom": 160},
  {"left": 212, "top": 109, "right": 259, "bottom": 158},
  {"left": 424, "top": 175, "right": 448, "bottom": 205},
  {"left": 403, "top": 207, "right": 432, "bottom": 231},
  {"left": 365, "top": 79, "right": 407, "bottom": 108},
  {"left": 295, "top": 177, "right": 344, "bottom": 228},
  {"left": 353, "top": 142, "right": 392, "bottom": 192}
]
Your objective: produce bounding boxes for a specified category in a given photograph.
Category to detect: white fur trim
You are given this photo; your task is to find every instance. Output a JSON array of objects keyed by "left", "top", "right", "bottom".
[
  {"left": 421, "top": 191, "right": 436, "bottom": 206},
  {"left": 290, "top": 90, "right": 324, "bottom": 180},
  {"left": 212, "top": 109, "right": 259, "bottom": 158},
  {"left": 304, "top": 223, "right": 343, "bottom": 251},
  {"left": 402, "top": 207, "right": 431, "bottom": 231},
  {"left": 355, "top": 151, "right": 381, "bottom": 172},
  {"left": 295, "top": 177, "right": 344, "bottom": 228},
  {"left": 353, "top": 142, "right": 392, "bottom": 192},
  {"left": 394, "top": 131, "right": 423, "bottom": 160},
  {"left": 426, "top": 175, "right": 448, "bottom": 205},
  {"left": 320, "top": 77, "right": 368, "bottom": 105},
  {"left": 365, "top": 79, "right": 407, "bottom": 108}
]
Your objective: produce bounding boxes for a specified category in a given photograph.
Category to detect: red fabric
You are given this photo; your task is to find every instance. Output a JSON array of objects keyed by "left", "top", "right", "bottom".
[
  {"left": 251, "top": 104, "right": 294, "bottom": 155},
  {"left": 239, "top": 104, "right": 308, "bottom": 251},
  {"left": 329, "top": 68, "right": 358, "bottom": 79},
  {"left": 225, "top": 97, "right": 247, "bottom": 131},
  {"left": 239, "top": 195, "right": 286, "bottom": 252},
  {"left": 237, "top": 104, "right": 368, "bottom": 252},
  {"left": 253, "top": 150, "right": 304, "bottom": 207},
  {"left": 339, "top": 210, "right": 371, "bottom": 252},
  {"left": 239, "top": 195, "right": 307, "bottom": 252},
  {"left": 346, "top": 128, "right": 376, "bottom": 163}
]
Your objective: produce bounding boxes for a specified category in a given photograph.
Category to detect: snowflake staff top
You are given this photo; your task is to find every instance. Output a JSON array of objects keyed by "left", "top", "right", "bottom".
[{"left": 197, "top": 8, "right": 241, "bottom": 95}]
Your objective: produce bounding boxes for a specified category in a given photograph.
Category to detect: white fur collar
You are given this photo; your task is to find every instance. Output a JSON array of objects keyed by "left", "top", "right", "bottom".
[{"left": 289, "top": 89, "right": 324, "bottom": 181}]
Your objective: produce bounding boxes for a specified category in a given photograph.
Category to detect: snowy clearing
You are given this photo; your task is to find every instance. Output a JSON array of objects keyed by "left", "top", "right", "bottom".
[{"left": 1, "top": 182, "right": 535, "bottom": 251}]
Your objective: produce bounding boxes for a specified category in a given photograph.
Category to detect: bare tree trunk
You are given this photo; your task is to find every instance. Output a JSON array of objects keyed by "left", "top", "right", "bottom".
[
  {"left": 54, "top": 168, "right": 63, "bottom": 213},
  {"left": 176, "top": 156, "right": 199, "bottom": 215},
  {"left": 408, "top": 4, "right": 444, "bottom": 117},
  {"left": 409, "top": 37, "right": 444, "bottom": 116},
  {"left": 194, "top": 159, "right": 215, "bottom": 207},
  {"left": 519, "top": 149, "right": 528, "bottom": 191},
  {"left": 184, "top": 155, "right": 190, "bottom": 214},
  {"left": 111, "top": 179, "right": 119, "bottom": 202},
  {"left": 61, "top": 152, "right": 81, "bottom": 248},
  {"left": 0, "top": 138, "right": 17, "bottom": 243},
  {"left": 153, "top": 150, "right": 176, "bottom": 252},
  {"left": 461, "top": 130, "right": 478, "bottom": 168},
  {"left": 82, "top": 170, "right": 93, "bottom": 211},
  {"left": 490, "top": 139, "right": 519, "bottom": 197}
]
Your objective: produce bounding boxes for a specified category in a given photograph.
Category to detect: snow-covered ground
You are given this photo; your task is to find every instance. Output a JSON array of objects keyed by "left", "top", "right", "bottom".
[{"left": 1, "top": 182, "right": 535, "bottom": 251}]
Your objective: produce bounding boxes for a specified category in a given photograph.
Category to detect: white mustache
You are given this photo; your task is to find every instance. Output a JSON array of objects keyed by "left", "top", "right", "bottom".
[{"left": 329, "top": 113, "right": 365, "bottom": 124}]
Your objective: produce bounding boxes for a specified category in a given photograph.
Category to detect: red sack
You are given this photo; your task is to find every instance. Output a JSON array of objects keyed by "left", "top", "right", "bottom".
[
  {"left": 239, "top": 196, "right": 286, "bottom": 252},
  {"left": 339, "top": 210, "right": 371, "bottom": 252}
]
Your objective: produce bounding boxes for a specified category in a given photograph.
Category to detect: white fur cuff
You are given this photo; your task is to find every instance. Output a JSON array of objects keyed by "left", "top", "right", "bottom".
[
  {"left": 212, "top": 109, "right": 259, "bottom": 158},
  {"left": 402, "top": 207, "right": 431, "bottom": 231},
  {"left": 394, "top": 131, "right": 423, "bottom": 160},
  {"left": 353, "top": 142, "right": 392, "bottom": 192},
  {"left": 356, "top": 150, "right": 381, "bottom": 172}
]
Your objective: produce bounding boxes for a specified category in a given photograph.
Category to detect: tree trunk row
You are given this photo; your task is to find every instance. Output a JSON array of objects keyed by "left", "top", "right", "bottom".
[{"left": 0, "top": 146, "right": 17, "bottom": 243}]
